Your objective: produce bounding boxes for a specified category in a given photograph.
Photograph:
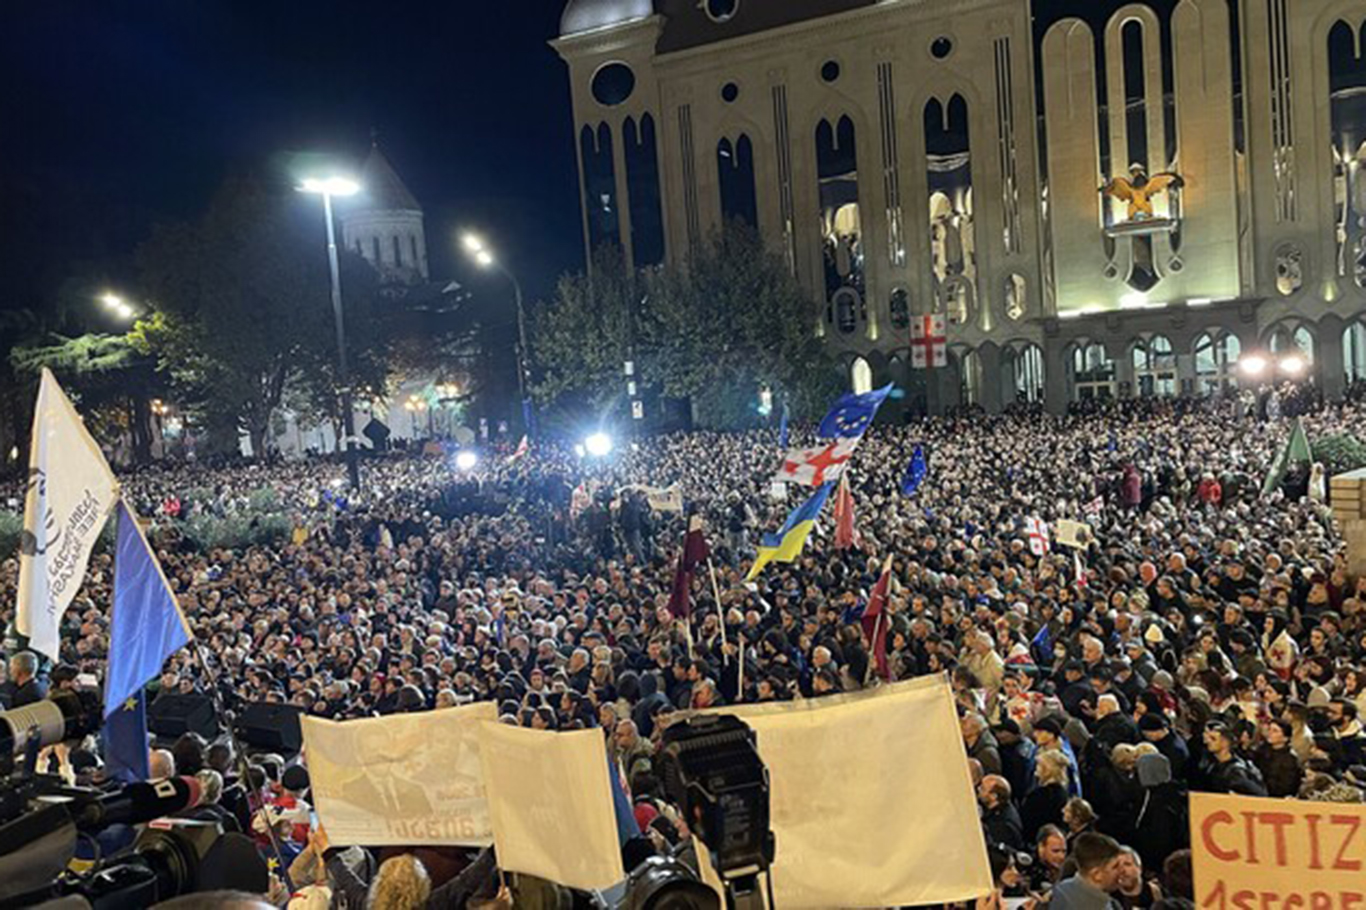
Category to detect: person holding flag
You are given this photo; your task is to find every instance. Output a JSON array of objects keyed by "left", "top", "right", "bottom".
[
  {"left": 745, "top": 483, "right": 835, "bottom": 581},
  {"left": 103, "top": 499, "right": 192, "bottom": 782},
  {"left": 17, "top": 368, "right": 120, "bottom": 661},
  {"left": 772, "top": 384, "right": 893, "bottom": 487},
  {"left": 902, "top": 445, "right": 928, "bottom": 497}
]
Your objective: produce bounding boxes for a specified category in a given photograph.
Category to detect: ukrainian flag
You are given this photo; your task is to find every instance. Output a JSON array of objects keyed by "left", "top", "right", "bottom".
[{"left": 746, "top": 483, "right": 835, "bottom": 581}]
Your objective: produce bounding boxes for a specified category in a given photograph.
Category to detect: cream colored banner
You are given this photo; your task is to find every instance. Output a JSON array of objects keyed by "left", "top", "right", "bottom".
[
  {"left": 17, "top": 368, "right": 119, "bottom": 660},
  {"left": 478, "top": 723, "right": 624, "bottom": 891},
  {"left": 698, "top": 676, "right": 993, "bottom": 908},
  {"left": 301, "top": 702, "right": 495, "bottom": 847},
  {"left": 1191, "top": 792, "right": 1366, "bottom": 909}
]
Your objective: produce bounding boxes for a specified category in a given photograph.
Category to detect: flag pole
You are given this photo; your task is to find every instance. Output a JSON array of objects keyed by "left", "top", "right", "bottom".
[
  {"left": 865, "top": 610, "right": 884, "bottom": 687},
  {"left": 708, "top": 558, "right": 728, "bottom": 667},
  {"left": 188, "top": 641, "right": 295, "bottom": 892}
]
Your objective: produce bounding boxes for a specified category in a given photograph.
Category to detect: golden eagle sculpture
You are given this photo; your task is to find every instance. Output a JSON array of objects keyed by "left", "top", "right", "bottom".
[{"left": 1101, "top": 164, "right": 1184, "bottom": 221}]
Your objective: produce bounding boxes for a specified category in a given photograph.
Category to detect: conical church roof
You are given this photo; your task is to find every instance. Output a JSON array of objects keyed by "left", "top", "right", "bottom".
[{"left": 358, "top": 144, "right": 420, "bottom": 212}]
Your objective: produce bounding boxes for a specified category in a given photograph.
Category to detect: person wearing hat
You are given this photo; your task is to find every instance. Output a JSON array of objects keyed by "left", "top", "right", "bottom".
[
  {"left": 1138, "top": 713, "right": 1188, "bottom": 781},
  {"left": 1032, "top": 715, "right": 1082, "bottom": 798}
]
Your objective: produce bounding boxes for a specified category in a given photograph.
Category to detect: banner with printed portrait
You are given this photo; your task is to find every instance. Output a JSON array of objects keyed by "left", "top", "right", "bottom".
[{"left": 302, "top": 702, "right": 495, "bottom": 847}]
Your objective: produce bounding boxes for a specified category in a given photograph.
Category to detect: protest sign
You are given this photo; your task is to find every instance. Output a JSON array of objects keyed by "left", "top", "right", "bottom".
[
  {"left": 302, "top": 702, "right": 495, "bottom": 846},
  {"left": 478, "top": 723, "right": 624, "bottom": 891},
  {"left": 1191, "top": 792, "right": 1366, "bottom": 910},
  {"left": 696, "top": 676, "right": 992, "bottom": 908}
]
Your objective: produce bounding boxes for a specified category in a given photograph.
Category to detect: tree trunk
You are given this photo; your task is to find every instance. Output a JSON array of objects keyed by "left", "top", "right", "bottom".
[{"left": 129, "top": 395, "right": 153, "bottom": 464}]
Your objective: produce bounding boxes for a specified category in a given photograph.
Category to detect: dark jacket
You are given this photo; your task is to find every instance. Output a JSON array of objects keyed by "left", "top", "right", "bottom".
[
  {"left": 1253, "top": 743, "right": 1302, "bottom": 798},
  {"left": 1020, "top": 781, "right": 1068, "bottom": 843},
  {"left": 982, "top": 800, "right": 1025, "bottom": 852}
]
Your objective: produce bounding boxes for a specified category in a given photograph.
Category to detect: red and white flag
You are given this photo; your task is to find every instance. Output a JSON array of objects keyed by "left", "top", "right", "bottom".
[
  {"left": 506, "top": 434, "right": 529, "bottom": 464},
  {"left": 832, "top": 475, "right": 861, "bottom": 551},
  {"left": 1026, "top": 517, "right": 1051, "bottom": 556},
  {"left": 1083, "top": 495, "right": 1103, "bottom": 518},
  {"left": 910, "top": 314, "right": 948, "bottom": 369},
  {"left": 1073, "top": 549, "right": 1088, "bottom": 589},
  {"left": 861, "top": 555, "right": 894, "bottom": 681},
  {"left": 774, "top": 437, "right": 860, "bottom": 487}
]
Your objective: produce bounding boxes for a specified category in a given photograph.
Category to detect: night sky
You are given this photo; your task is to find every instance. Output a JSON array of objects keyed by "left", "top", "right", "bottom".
[{"left": 0, "top": 0, "right": 583, "bottom": 316}]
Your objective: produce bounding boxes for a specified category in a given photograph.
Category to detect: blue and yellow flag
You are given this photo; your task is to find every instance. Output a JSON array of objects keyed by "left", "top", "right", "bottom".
[
  {"left": 102, "top": 499, "right": 192, "bottom": 780},
  {"left": 746, "top": 483, "right": 835, "bottom": 581}
]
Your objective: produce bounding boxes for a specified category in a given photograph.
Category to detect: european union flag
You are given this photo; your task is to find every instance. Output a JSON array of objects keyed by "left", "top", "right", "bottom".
[
  {"left": 103, "top": 690, "right": 150, "bottom": 783},
  {"left": 103, "top": 500, "right": 191, "bottom": 778},
  {"left": 818, "top": 384, "right": 893, "bottom": 439},
  {"left": 901, "top": 445, "right": 928, "bottom": 497}
]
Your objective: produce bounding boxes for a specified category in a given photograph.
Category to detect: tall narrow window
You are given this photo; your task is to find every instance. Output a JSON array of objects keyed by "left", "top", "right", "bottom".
[
  {"left": 1121, "top": 20, "right": 1149, "bottom": 170},
  {"left": 581, "top": 123, "right": 620, "bottom": 251},
  {"left": 393, "top": 235, "right": 403, "bottom": 267},
  {"left": 625, "top": 115, "right": 666, "bottom": 267},
  {"left": 1329, "top": 21, "right": 1366, "bottom": 287},
  {"left": 410, "top": 235, "right": 419, "bottom": 265},
  {"left": 718, "top": 135, "right": 759, "bottom": 229},
  {"left": 817, "top": 116, "right": 864, "bottom": 327},
  {"left": 371, "top": 237, "right": 381, "bottom": 263},
  {"left": 925, "top": 96, "right": 976, "bottom": 325}
]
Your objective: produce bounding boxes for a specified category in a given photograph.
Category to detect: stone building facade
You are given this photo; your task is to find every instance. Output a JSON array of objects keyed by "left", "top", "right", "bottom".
[{"left": 553, "top": 0, "right": 1366, "bottom": 412}]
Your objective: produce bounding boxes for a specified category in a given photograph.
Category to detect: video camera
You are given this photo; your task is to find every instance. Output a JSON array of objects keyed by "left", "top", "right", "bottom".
[{"left": 0, "top": 697, "right": 268, "bottom": 908}]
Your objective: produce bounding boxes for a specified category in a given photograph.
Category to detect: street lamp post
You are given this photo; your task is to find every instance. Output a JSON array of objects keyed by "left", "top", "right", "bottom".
[
  {"left": 462, "top": 234, "right": 532, "bottom": 438},
  {"left": 299, "top": 177, "right": 362, "bottom": 492}
]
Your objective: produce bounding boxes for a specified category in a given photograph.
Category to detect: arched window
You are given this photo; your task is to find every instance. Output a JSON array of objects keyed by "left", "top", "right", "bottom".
[
  {"left": 1132, "top": 334, "right": 1176, "bottom": 397},
  {"left": 925, "top": 95, "right": 977, "bottom": 326},
  {"left": 1329, "top": 20, "right": 1366, "bottom": 287},
  {"left": 1267, "top": 322, "right": 1315, "bottom": 361},
  {"left": 834, "top": 288, "right": 858, "bottom": 335},
  {"left": 625, "top": 115, "right": 666, "bottom": 266},
  {"left": 1011, "top": 343, "right": 1045, "bottom": 403},
  {"left": 581, "top": 123, "right": 620, "bottom": 251},
  {"left": 718, "top": 135, "right": 759, "bottom": 228},
  {"left": 1194, "top": 332, "right": 1241, "bottom": 395},
  {"left": 889, "top": 288, "right": 910, "bottom": 330},
  {"left": 950, "top": 347, "right": 982, "bottom": 407},
  {"left": 1072, "top": 342, "right": 1115, "bottom": 401},
  {"left": 817, "top": 116, "right": 864, "bottom": 326},
  {"left": 851, "top": 356, "right": 873, "bottom": 394},
  {"left": 1345, "top": 322, "right": 1366, "bottom": 384}
]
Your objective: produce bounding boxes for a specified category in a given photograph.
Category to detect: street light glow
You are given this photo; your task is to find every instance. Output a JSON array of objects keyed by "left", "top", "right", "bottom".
[
  {"left": 462, "top": 234, "right": 485, "bottom": 253},
  {"left": 1238, "top": 355, "right": 1268, "bottom": 377},
  {"left": 298, "top": 177, "right": 361, "bottom": 197},
  {"left": 455, "top": 451, "right": 478, "bottom": 471},
  {"left": 475, "top": 250, "right": 494, "bottom": 267},
  {"left": 585, "top": 432, "right": 614, "bottom": 457},
  {"left": 100, "top": 293, "right": 123, "bottom": 309},
  {"left": 1280, "top": 354, "right": 1306, "bottom": 375},
  {"left": 115, "top": 303, "right": 135, "bottom": 320}
]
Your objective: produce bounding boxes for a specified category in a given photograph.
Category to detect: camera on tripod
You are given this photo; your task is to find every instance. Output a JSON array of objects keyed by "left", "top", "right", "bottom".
[{"left": 627, "top": 713, "right": 775, "bottom": 910}]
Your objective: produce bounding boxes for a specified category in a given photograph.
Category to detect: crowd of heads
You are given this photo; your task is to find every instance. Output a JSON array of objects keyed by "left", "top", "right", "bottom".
[{"left": 4, "top": 388, "right": 1366, "bottom": 906}]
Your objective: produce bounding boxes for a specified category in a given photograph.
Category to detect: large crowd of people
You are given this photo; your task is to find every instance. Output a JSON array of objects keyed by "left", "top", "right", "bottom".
[{"left": 4, "top": 387, "right": 1366, "bottom": 909}]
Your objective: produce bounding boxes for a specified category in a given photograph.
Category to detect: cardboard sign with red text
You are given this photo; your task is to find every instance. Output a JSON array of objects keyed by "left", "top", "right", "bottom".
[{"left": 1191, "top": 792, "right": 1366, "bottom": 910}]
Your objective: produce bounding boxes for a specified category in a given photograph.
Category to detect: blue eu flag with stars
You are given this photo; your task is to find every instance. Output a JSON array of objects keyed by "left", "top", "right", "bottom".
[
  {"left": 818, "top": 384, "right": 894, "bottom": 439},
  {"left": 902, "top": 445, "right": 928, "bottom": 497},
  {"left": 103, "top": 499, "right": 191, "bottom": 781},
  {"left": 103, "top": 690, "right": 151, "bottom": 783}
]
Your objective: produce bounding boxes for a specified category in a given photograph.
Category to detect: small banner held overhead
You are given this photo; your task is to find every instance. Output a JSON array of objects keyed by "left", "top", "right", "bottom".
[
  {"left": 301, "top": 702, "right": 495, "bottom": 847},
  {"left": 477, "top": 723, "right": 625, "bottom": 891}
]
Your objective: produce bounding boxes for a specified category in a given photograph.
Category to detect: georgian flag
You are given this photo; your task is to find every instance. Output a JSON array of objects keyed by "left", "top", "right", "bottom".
[
  {"left": 774, "top": 437, "right": 861, "bottom": 487},
  {"left": 1025, "top": 516, "right": 1051, "bottom": 556}
]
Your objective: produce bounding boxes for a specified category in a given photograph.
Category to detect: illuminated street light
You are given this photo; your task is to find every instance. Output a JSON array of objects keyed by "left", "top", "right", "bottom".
[
  {"left": 460, "top": 229, "right": 531, "bottom": 439},
  {"left": 100, "top": 293, "right": 124, "bottom": 309},
  {"left": 585, "top": 432, "right": 614, "bottom": 457},
  {"left": 455, "top": 451, "right": 478, "bottom": 471},
  {"left": 1280, "top": 354, "right": 1306, "bottom": 375},
  {"left": 298, "top": 173, "right": 363, "bottom": 492},
  {"left": 299, "top": 177, "right": 360, "bottom": 197},
  {"left": 1238, "top": 355, "right": 1268, "bottom": 377}
]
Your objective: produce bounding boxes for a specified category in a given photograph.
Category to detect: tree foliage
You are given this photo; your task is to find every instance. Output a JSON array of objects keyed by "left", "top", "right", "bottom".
[
  {"left": 529, "top": 223, "right": 838, "bottom": 428},
  {"left": 134, "top": 178, "right": 385, "bottom": 455}
]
